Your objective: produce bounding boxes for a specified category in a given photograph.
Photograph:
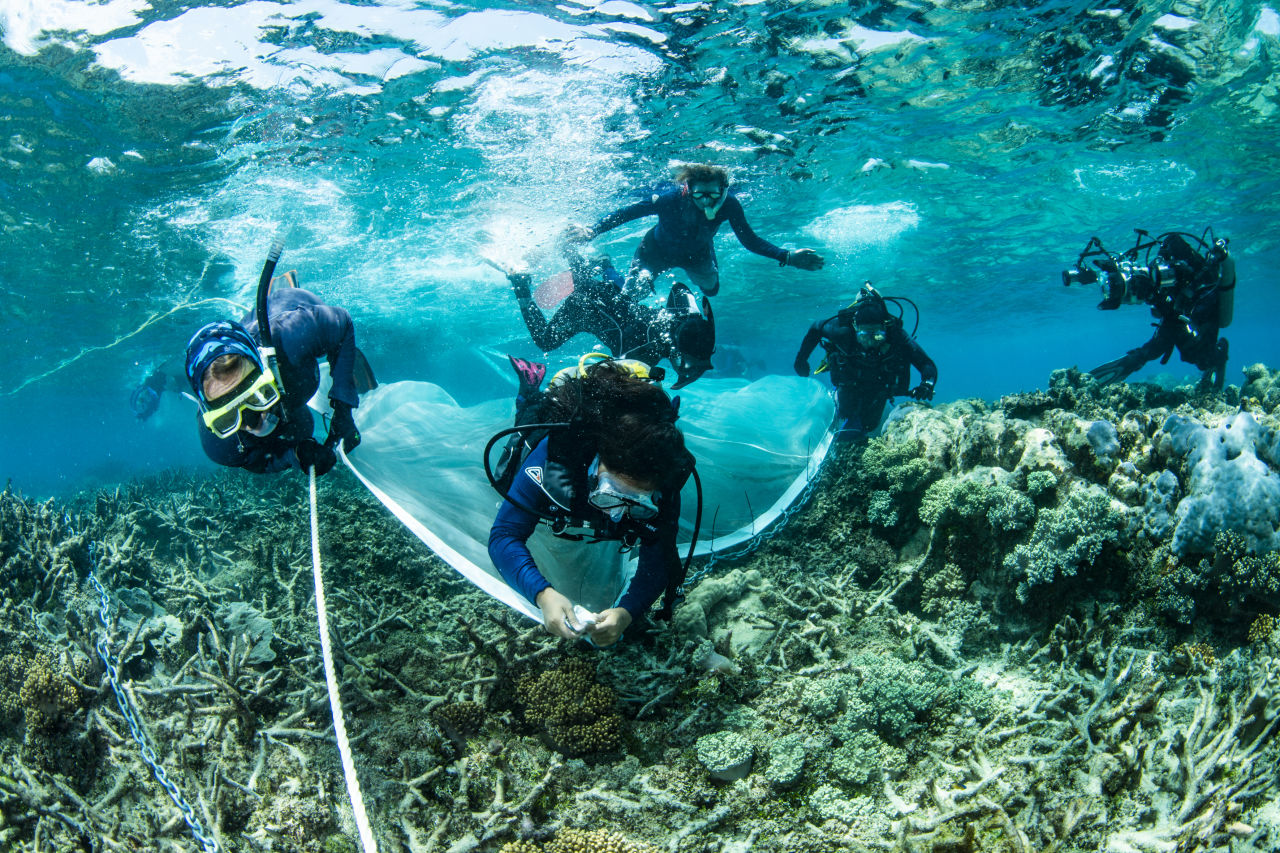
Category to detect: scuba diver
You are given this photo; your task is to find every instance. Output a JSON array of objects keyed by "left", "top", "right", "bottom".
[
  {"left": 130, "top": 356, "right": 186, "bottom": 420},
  {"left": 486, "top": 355, "right": 696, "bottom": 647},
  {"left": 1062, "top": 229, "right": 1234, "bottom": 390},
  {"left": 561, "top": 163, "right": 824, "bottom": 297},
  {"left": 793, "top": 284, "right": 938, "bottom": 442},
  {"left": 184, "top": 249, "right": 369, "bottom": 475},
  {"left": 491, "top": 245, "right": 716, "bottom": 390}
]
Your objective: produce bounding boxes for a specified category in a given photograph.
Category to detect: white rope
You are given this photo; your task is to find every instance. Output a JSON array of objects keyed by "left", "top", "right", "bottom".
[{"left": 309, "top": 466, "right": 379, "bottom": 853}]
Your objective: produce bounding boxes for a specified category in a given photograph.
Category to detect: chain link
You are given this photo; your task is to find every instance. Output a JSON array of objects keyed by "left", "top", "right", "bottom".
[
  {"left": 680, "top": 439, "right": 834, "bottom": 593},
  {"left": 87, "top": 543, "right": 221, "bottom": 853}
]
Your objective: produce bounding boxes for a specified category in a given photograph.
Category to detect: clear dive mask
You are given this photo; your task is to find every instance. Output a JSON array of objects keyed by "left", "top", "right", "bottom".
[
  {"left": 856, "top": 323, "right": 887, "bottom": 349},
  {"left": 587, "top": 460, "right": 660, "bottom": 521},
  {"left": 201, "top": 367, "right": 282, "bottom": 439}
]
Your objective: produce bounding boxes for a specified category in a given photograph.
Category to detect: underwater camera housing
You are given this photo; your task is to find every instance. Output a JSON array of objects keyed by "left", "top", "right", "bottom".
[
  {"left": 1062, "top": 229, "right": 1231, "bottom": 314},
  {"left": 1097, "top": 259, "right": 1156, "bottom": 310}
]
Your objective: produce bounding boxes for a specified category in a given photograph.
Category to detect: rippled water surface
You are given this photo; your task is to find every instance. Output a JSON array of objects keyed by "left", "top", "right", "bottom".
[{"left": 2, "top": 0, "right": 1278, "bottom": 494}]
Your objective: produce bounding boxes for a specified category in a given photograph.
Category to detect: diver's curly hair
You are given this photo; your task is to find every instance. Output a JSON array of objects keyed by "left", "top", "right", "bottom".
[
  {"left": 675, "top": 163, "right": 729, "bottom": 188},
  {"left": 544, "top": 362, "right": 687, "bottom": 488}
]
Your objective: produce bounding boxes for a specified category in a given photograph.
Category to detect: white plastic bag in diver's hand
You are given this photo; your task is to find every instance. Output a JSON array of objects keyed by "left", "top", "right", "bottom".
[{"left": 568, "top": 604, "right": 598, "bottom": 633}]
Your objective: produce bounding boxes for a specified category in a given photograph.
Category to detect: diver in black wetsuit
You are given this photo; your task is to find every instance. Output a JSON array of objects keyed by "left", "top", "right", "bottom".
[
  {"left": 500, "top": 247, "right": 716, "bottom": 389},
  {"left": 793, "top": 285, "right": 938, "bottom": 442},
  {"left": 562, "top": 163, "right": 824, "bottom": 296},
  {"left": 1062, "top": 230, "right": 1235, "bottom": 390}
]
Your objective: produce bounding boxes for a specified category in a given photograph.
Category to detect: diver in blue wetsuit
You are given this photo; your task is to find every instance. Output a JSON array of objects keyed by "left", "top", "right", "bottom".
[
  {"left": 185, "top": 279, "right": 364, "bottom": 476},
  {"left": 487, "top": 359, "right": 694, "bottom": 646},
  {"left": 501, "top": 246, "right": 716, "bottom": 389},
  {"left": 562, "top": 163, "right": 824, "bottom": 296},
  {"left": 130, "top": 356, "right": 186, "bottom": 420},
  {"left": 794, "top": 285, "right": 937, "bottom": 442}
]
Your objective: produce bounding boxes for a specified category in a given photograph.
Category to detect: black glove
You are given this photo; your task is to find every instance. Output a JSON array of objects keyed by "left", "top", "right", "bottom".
[
  {"left": 793, "top": 357, "right": 810, "bottom": 377},
  {"left": 296, "top": 439, "right": 337, "bottom": 476},
  {"left": 910, "top": 381, "right": 935, "bottom": 401},
  {"left": 325, "top": 400, "right": 361, "bottom": 454}
]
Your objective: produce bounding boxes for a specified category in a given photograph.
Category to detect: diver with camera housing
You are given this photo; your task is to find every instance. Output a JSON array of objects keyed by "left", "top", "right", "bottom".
[{"left": 1062, "top": 228, "right": 1235, "bottom": 390}]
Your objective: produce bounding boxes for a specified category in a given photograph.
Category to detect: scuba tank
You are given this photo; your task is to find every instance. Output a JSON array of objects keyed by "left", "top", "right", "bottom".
[{"left": 1211, "top": 239, "right": 1235, "bottom": 329}]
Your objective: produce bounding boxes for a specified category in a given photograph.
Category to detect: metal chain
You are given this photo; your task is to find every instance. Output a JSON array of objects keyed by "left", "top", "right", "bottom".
[
  {"left": 680, "top": 441, "right": 834, "bottom": 593},
  {"left": 86, "top": 543, "right": 220, "bottom": 853}
]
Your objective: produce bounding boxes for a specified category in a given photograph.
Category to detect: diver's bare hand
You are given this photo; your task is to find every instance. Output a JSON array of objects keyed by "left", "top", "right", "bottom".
[
  {"left": 535, "top": 588, "right": 583, "bottom": 640},
  {"left": 560, "top": 224, "right": 594, "bottom": 245},
  {"left": 787, "top": 248, "right": 824, "bottom": 271},
  {"left": 588, "top": 607, "right": 632, "bottom": 647}
]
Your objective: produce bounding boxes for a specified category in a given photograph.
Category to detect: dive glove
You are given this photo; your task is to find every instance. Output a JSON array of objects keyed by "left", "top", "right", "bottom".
[
  {"left": 910, "top": 381, "right": 935, "bottom": 401},
  {"left": 325, "top": 400, "right": 361, "bottom": 453},
  {"left": 296, "top": 439, "right": 337, "bottom": 476}
]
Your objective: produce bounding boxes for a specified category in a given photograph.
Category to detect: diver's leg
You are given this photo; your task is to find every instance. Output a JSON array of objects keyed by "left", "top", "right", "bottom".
[
  {"left": 625, "top": 232, "right": 667, "bottom": 297},
  {"left": 833, "top": 384, "right": 870, "bottom": 443},
  {"left": 680, "top": 251, "right": 720, "bottom": 297}
]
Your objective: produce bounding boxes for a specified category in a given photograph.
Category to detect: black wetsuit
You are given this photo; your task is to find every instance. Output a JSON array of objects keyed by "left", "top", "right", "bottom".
[
  {"left": 198, "top": 288, "right": 359, "bottom": 473},
  {"left": 796, "top": 318, "right": 937, "bottom": 440},
  {"left": 516, "top": 256, "right": 674, "bottom": 366},
  {"left": 1121, "top": 287, "right": 1224, "bottom": 375},
  {"left": 589, "top": 184, "right": 788, "bottom": 296}
]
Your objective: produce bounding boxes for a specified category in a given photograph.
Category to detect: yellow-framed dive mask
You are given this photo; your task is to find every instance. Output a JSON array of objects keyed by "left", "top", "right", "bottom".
[{"left": 201, "top": 367, "right": 282, "bottom": 438}]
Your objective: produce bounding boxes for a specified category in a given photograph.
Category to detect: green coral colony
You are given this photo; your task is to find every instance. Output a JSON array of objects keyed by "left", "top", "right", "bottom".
[{"left": 3, "top": 366, "right": 1280, "bottom": 851}]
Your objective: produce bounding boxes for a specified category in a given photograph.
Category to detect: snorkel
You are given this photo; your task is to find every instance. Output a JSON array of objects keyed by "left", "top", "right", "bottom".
[
  {"left": 686, "top": 182, "right": 729, "bottom": 221},
  {"left": 255, "top": 241, "right": 287, "bottom": 399}
]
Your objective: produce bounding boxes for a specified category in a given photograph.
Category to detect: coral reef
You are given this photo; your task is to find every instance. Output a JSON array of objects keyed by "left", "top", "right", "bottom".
[
  {"left": 515, "top": 657, "right": 624, "bottom": 756},
  {"left": 1, "top": 365, "right": 1279, "bottom": 852}
]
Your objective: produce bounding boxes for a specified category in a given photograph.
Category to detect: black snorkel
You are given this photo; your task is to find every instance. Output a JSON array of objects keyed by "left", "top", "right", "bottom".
[{"left": 255, "top": 241, "right": 286, "bottom": 398}]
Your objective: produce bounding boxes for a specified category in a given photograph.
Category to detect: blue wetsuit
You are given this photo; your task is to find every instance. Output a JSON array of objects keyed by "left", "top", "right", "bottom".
[
  {"left": 487, "top": 438, "right": 682, "bottom": 619},
  {"left": 198, "top": 288, "right": 358, "bottom": 473},
  {"left": 589, "top": 184, "right": 788, "bottom": 296}
]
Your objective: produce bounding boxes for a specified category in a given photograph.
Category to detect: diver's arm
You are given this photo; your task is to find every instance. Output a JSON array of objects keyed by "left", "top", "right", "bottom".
[
  {"left": 616, "top": 488, "right": 681, "bottom": 618},
  {"left": 793, "top": 323, "right": 824, "bottom": 373},
  {"left": 723, "top": 196, "right": 788, "bottom": 262},
  {"left": 908, "top": 338, "right": 938, "bottom": 385},
  {"left": 304, "top": 305, "right": 359, "bottom": 407},
  {"left": 487, "top": 445, "right": 554, "bottom": 606},
  {"left": 589, "top": 197, "right": 661, "bottom": 238}
]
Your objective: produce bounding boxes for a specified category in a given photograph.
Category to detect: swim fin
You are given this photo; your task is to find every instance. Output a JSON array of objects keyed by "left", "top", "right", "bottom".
[
  {"left": 1087, "top": 354, "right": 1140, "bottom": 386},
  {"left": 269, "top": 269, "right": 299, "bottom": 292},
  {"left": 354, "top": 346, "right": 378, "bottom": 394},
  {"left": 508, "top": 355, "right": 546, "bottom": 394}
]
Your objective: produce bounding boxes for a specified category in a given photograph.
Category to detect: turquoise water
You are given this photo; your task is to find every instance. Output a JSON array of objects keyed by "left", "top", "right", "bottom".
[{"left": 2, "top": 0, "right": 1278, "bottom": 496}]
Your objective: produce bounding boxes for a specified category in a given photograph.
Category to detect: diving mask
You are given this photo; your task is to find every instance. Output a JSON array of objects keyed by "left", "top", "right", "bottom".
[
  {"left": 201, "top": 367, "right": 282, "bottom": 438},
  {"left": 588, "top": 463, "right": 660, "bottom": 521},
  {"left": 856, "top": 323, "right": 887, "bottom": 349},
  {"left": 687, "top": 183, "right": 728, "bottom": 220}
]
